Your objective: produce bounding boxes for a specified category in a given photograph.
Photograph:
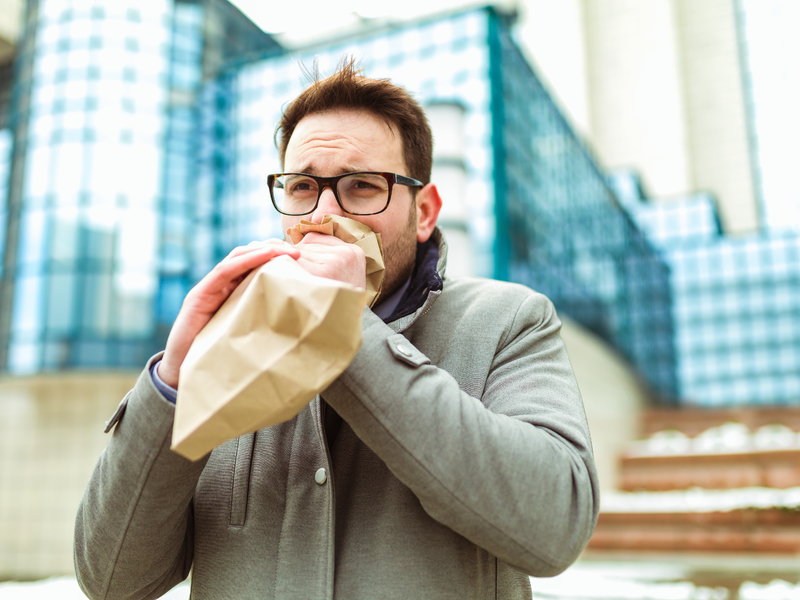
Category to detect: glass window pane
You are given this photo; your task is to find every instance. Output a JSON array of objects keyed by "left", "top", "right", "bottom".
[
  {"left": 84, "top": 210, "right": 116, "bottom": 260},
  {"left": 82, "top": 273, "right": 112, "bottom": 335},
  {"left": 19, "top": 210, "right": 48, "bottom": 266},
  {"left": 123, "top": 146, "right": 160, "bottom": 203},
  {"left": 46, "top": 272, "right": 76, "bottom": 332},
  {"left": 51, "top": 143, "right": 84, "bottom": 194},
  {"left": 115, "top": 286, "right": 154, "bottom": 337},
  {"left": 86, "top": 142, "right": 122, "bottom": 195},
  {"left": 24, "top": 145, "right": 51, "bottom": 197},
  {"left": 8, "top": 342, "right": 40, "bottom": 375},
  {"left": 12, "top": 275, "right": 44, "bottom": 334}
]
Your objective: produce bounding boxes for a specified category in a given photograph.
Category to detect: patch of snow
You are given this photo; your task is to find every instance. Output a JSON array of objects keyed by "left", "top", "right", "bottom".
[
  {"left": 753, "top": 425, "right": 797, "bottom": 450},
  {"left": 628, "top": 430, "right": 692, "bottom": 456},
  {"left": 601, "top": 487, "right": 800, "bottom": 513},
  {"left": 740, "top": 580, "right": 800, "bottom": 600},
  {"left": 692, "top": 423, "right": 751, "bottom": 454},
  {"left": 530, "top": 563, "right": 729, "bottom": 600},
  {"left": 626, "top": 423, "right": 800, "bottom": 458}
]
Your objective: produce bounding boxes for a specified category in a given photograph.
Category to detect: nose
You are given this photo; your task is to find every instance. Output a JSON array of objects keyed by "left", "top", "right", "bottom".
[{"left": 309, "top": 185, "right": 343, "bottom": 223}]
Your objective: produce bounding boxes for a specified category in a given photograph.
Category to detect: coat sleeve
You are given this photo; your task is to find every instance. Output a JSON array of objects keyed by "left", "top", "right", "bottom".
[
  {"left": 323, "top": 287, "right": 600, "bottom": 577},
  {"left": 74, "top": 354, "right": 209, "bottom": 600}
]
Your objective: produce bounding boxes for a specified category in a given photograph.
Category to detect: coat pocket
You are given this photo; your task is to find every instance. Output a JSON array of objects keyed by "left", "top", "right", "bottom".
[{"left": 230, "top": 432, "right": 256, "bottom": 527}]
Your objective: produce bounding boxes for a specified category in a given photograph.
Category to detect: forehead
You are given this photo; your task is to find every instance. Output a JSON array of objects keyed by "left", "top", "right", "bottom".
[{"left": 285, "top": 109, "right": 404, "bottom": 172}]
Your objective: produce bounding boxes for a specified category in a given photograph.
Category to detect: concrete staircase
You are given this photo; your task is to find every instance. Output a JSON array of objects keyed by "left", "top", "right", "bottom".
[{"left": 588, "top": 407, "right": 800, "bottom": 554}]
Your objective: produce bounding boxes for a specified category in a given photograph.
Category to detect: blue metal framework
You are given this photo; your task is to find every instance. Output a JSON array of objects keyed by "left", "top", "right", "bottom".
[
  {"left": 487, "top": 11, "right": 677, "bottom": 400},
  {"left": 614, "top": 171, "right": 800, "bottom": 406}
]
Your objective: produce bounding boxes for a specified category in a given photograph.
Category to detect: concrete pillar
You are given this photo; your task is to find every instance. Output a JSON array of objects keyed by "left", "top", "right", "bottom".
[{"left": 426, "top": 101, "right": 476, "bottom": 278}]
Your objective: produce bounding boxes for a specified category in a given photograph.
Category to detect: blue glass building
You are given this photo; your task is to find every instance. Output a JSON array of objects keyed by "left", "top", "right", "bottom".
[
  {"left": 0, "top": 0, "right": 797, "bottom": 408},
  {"left": 0, "top": 0, "right": 278, "bottom": 372},
  {"left": 612, "top": 171, "right": 800, "bottom": 406}
]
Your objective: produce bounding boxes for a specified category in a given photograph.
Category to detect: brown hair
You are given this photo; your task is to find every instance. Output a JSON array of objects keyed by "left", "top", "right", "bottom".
[{"left": 276, "top": 58, "right": 433, "bottom": 184}]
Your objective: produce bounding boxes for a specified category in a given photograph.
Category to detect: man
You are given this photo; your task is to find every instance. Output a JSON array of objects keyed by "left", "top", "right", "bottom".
[{"left": 75, "top": 61, "right": 599, "bottom": 599}]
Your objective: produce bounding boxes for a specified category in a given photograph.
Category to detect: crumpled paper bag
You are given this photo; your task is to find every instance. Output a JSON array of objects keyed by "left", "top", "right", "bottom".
[
  {"left": 286, "top": 214, "right": 384, "bottom": 307},
  {"left": 171, "top": 216, "right": 384, "bottom": 461}
]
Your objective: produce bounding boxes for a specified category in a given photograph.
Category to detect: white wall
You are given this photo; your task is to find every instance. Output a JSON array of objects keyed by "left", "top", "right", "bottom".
[
  {"left": 560, "top": 316, "right": 652, "bottom": 492},
  {"left": 675, "top": 0, "right": 759, "bottom": 234},
  {"left": 514, "top": 0, "right": 760, "bottom": 234},
  {"left": 581, "top": 0, "right": 694, "bottom": 200},
  {"left": 0, "top": 373, "right": 137, "bottom": 579}
]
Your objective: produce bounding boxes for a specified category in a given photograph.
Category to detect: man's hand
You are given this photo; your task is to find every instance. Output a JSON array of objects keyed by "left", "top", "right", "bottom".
[
  {"left": 158, "top": 240, "right": 300, "bottom": 389},
  {"left": 294, "top": 232, "right": 367, "bottom": 290}
]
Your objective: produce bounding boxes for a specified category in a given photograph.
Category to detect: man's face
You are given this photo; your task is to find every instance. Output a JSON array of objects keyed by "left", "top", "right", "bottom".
[{"left": 282, "top": 109, "right": 421, "bottom": 297}]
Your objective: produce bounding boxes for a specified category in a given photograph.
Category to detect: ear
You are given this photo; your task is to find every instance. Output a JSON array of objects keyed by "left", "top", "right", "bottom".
[{"left": 415, "top": 183, "right": 442, "bottom": 243}]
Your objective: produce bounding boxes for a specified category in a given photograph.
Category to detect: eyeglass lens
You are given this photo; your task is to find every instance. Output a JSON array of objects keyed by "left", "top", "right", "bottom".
[{"left": 273, "top": 173, "right": 390, "bottom": 215}]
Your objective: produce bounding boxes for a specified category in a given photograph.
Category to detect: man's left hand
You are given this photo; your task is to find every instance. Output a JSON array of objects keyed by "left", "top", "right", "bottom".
[{"left": 293, "top": 232, "right": 367, "bottom": 290}]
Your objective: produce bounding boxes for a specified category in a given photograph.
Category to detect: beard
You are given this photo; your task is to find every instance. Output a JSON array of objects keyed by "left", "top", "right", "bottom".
[{"left": 378, "top": 203, "right": 418, "bottom": 301}]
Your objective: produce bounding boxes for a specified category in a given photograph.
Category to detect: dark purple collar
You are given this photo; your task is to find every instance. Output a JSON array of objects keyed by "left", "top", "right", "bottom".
[{"left": 385, "top": 238, "right": 443, "bottom": 323}]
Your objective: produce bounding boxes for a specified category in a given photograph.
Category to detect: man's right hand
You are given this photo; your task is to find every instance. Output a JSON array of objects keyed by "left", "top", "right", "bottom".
[{"left": 157, "top": 240, "right": 300, "bottom": 389}]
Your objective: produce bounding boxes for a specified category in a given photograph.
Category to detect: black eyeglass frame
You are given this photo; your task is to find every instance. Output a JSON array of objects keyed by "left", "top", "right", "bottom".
[{"left": 267, "top": 171, "right": 424, "bottom": 216}]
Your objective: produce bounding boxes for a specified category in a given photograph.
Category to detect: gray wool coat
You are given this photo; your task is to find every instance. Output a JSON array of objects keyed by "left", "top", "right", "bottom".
[{"left": 74, "top": 230, "right": 599, "bottom": 599}]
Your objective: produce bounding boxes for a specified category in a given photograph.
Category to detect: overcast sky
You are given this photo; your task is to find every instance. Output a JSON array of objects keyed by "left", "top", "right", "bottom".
[{"left": 229, "top": 0, "right": 478, "bottom": 34}]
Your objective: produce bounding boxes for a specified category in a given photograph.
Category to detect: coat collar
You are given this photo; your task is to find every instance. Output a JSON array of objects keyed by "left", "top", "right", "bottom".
[{"left": 385, "top": 227, "right": 447, "bottom": 332}]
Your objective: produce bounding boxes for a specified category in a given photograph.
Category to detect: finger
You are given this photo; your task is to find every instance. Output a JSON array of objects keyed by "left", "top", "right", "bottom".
[
  {"left": 205, "top": 244, "right": 300, "bottom": 294},
  {"left": 295, "top": 232, "right": 348, "bottom": 246},
  {"left": 226, "top": 239, "right": 293, "bottom": 259},
  {"left": 226, "top": 239, "right": 289, "bottom": 259},
  {"left": 297, "top": 241, "right": 364, "bottom": 262}
]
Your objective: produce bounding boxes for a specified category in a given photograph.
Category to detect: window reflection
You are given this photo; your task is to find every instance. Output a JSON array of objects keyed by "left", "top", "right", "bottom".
[
  {"left": 52, "top": 143, "right": 83, "bottom": 195},
  {"left": 82, "top": 273, "right": 112, "bottom": 335},
  {"left": 12, "top": 275, "right": 44, "bottom": 334},
  {"left": 50, "top": 208, "right": 80, "bottom": 263},
  {"left": 47, "top": 273, "right": 76, "bottom": 332},
  {"left": 8, "top": 343, "right": 39, "bottom": 374},
  {"left": 19, "top": 210, "right": 48, "bottom": 266}
]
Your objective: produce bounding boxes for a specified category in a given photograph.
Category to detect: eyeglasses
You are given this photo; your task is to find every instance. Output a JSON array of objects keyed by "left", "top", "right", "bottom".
[{"left": 268, "top": 171, "right": 424, "bottom": 216}]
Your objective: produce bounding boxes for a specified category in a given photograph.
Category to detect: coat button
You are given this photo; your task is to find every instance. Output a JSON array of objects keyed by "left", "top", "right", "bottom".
[
  {"left": 315, "top": 468, "right": 327, "bottom": 485},
  {"left": 396, "top": 344, "right": 412, "bottom": 357}
]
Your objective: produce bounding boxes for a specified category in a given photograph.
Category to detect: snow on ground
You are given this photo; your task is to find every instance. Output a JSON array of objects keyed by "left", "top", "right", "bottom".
[
  {"left": 2, "top": 564, "right": 800, "bottom": 600},
  {"left": 528, "top": 562, "right": 800, "bottom": 600},
  {"left": 531, "top": 562, "right": 724, "bottom": 599},
  {"left": 740, "top": 581, "right": 800, "bottom": 600},
  {"left": 626, "top": 423, "right": 800, "bottom": 457},
  {"left": 601, "top": 486, "right": 800, "bottom": 513}
]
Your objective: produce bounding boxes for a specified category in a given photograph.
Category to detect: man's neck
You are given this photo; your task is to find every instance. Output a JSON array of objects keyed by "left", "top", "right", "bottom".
[{"left": 372, "top": 277, "right": 412, "bottom": 321}]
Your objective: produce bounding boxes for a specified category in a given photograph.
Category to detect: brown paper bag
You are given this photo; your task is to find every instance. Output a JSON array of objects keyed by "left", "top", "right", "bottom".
[
  {"left": 286, "top": 214, "right": 384, "bottom": 307},
  {"left": 171, "top": 255, "right": 370, "bottom": 461}
]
